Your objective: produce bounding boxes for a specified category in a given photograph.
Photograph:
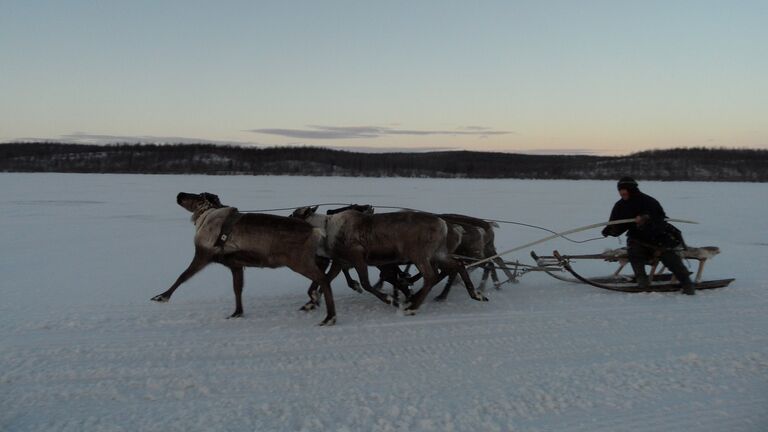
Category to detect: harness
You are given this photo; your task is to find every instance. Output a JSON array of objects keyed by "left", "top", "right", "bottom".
[{"left": 214, "top": 207, "right": 243, "bottom": 248}]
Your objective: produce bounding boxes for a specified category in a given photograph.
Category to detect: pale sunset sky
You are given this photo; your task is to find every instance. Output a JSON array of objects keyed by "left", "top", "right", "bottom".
[{"left": 1, "top": 1, "right": 766, "bottom": 154}]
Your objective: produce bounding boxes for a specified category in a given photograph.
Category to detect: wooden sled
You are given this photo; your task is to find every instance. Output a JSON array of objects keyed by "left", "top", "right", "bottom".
[{"left": 531, "top": 246, "right": 735, "bottom": 293}]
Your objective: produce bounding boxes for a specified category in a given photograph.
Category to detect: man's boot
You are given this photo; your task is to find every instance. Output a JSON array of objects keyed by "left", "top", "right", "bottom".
[
  {"left": 630, "top": 261, "right": 650, "bottom": 290},
  {"left": 681, "top": 282, "right": 695, "bottom": 295},
  {"left": 660, "top": 251, "right": 695, "bottom": 295}
]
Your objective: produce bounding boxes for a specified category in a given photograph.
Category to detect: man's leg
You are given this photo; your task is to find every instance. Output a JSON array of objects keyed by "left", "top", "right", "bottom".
[
  {"left": 660, "top": 250, "right": 695, "bottom": 295},
  {"left": 627, "top": 240, "right": 651, "bottom": 289}
]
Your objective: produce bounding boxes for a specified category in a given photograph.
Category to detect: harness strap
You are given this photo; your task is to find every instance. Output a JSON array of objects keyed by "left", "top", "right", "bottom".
[{"left": 214, "top": 207, "right": 242, "bottom": 247}]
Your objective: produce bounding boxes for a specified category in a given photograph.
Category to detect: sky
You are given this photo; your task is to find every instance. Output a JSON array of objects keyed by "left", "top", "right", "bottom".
[{"left": 1, "top": 0, "right": 766, "bottom": 155}]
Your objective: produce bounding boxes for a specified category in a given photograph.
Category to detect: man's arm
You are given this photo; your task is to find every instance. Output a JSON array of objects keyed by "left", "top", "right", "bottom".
[
  {"left": 602, "top": 202, "right": 629, "bottom": 237},
  {"left": 633, "top": 195, "right": 667, "bottom": 227},
  {"left": 645, "top": 195, "right": 667, "bottom": 221}
]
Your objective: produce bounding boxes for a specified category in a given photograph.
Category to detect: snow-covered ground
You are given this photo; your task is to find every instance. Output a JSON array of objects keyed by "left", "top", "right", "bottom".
[{"left": 1, "top": 173, "right": 766, "bottom": 432}]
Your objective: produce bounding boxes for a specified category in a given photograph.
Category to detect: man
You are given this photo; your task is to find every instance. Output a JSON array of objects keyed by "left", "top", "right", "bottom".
[{"left": 602, "top": 177, "right": 695, "bottom": 295}]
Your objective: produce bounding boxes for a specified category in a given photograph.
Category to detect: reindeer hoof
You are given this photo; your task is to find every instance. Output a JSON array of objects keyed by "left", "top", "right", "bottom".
[
  {"left": 319, "top": 316, "right": 336, "bottom": 326},
  {"left": 228, "top": 311, "right": 243, "bottom": 319},
  {"left": 471, "top": 292, "right": 489, "bottom": 302},
  {"left": 299, "top": 302, "right": 317, "bottom": 312},
  {"left": 434, "top": 295, "right": 447, "bottom": 302},
  {"left": 150, "top": 294, "right": 170, "bottom": 303},
  {"left": 403, "top": 308, "right": 418, "bottom": 316},
  {"left": 351, "top": 282, "right": 363, "bottom": 293}
]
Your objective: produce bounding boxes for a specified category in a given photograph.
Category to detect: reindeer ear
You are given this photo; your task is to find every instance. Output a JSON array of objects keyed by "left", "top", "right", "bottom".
[
  {"left": 293, "top": 206, "right": 311, "bottom": 218},
  {"left": 202, "top": 193, "right": 222, "bottom": 207},
  {"left": 311, "top": 205, "right": 319, "bottom": 214}
]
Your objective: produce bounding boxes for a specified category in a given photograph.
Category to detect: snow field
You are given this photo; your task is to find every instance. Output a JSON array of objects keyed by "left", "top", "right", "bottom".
[{"left": 1, "top": 174, "right": 766, "bottom": 431}]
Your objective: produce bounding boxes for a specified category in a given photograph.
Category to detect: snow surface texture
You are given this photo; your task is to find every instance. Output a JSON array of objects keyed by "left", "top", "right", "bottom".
[{"left": 1, "top": 173, "right": 766, "bottom": 432}]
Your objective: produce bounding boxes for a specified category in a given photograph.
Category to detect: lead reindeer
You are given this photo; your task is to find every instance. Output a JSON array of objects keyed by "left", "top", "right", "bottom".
[
  {"left": 151, "top": 192, "right": 337, "bottom": 326},
  {"left": 292, "top": 206, "right": 487, "bottom": 313}
]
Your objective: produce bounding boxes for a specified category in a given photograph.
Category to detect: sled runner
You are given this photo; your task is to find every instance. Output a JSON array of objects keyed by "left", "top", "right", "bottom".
[{"left": 530, "top": 247, "right": 734, "bottom": 292}]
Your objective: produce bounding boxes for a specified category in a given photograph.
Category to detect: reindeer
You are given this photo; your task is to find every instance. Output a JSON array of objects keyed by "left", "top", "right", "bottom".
[
  {"left": 292, "top": 207, "right": 487, "bottom": 313},
  {"left": 151, "top": 192, "right": 337, "bottom": 326},
  {"left": 294, "top": 204, "right": 417, "bottom": 306},
  {"left": 291, "top": 204, "right": 403, "bottom": 307},
  {"left": 433, "top": 214, "right": 517, "bottom": 301},
  {"left": 362, "top": 212, "right": 514, "bottom": 302}
]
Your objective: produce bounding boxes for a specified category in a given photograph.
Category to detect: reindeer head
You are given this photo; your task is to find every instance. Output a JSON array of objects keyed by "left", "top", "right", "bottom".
[
  {"left": 290, "top": 205, "right": 319, "bottom": 220},
  {"left": 176, "top": 192, "right": 224, "bottom": 220},
  {"left": 326, "top": 204, "right": 374, "bottom": 215}
]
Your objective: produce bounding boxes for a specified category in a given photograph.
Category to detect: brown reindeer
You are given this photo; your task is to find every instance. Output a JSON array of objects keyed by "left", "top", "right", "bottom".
[
  {"left": 433, "top": 214, "right": 517, "bottom": 300},
  {"left": 151, "top": 192, "right": 337, "bottom": 326},
  {"left": 292, "top": 204, "right": 417, "bottom": 308},
  {"left": 293, "top": 207, "right": 486, "bottom": 313}
]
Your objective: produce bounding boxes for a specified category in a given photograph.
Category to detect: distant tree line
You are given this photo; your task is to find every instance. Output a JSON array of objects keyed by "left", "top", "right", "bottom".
[{"left": 1, "top": 142, "right": 766, "bottom": 182}]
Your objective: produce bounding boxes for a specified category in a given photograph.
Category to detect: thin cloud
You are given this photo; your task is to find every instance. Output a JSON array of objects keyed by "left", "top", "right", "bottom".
[
  {"left": 461, "top": 125, "right": 493, "bottom": 131},
  {"left": 328, "top": 145, "right": 460, "bottom": 153},
  {"left": 250, "top": 127, "right": 379, "bottom": 140},
  {"left": 249, "top": 125, "right": 511, "bottom": 140}
]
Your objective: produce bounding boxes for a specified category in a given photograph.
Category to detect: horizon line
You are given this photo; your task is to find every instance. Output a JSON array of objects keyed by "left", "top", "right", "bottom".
[{"left": 3, "top": 140, "right": 766, "bottom": 158}]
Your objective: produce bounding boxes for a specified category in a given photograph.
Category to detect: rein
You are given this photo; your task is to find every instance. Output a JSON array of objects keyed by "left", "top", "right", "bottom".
[
  {"left": 237, "top": 202, "right": 697, "bottom": 252},
  {"left": 466, "top": 217, "right": 698, "bottom": 268}
]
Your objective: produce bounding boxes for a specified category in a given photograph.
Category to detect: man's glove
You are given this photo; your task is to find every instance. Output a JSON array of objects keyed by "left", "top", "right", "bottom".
[{"left": 601, "top": 226, "right": 613, "bottom": 237}]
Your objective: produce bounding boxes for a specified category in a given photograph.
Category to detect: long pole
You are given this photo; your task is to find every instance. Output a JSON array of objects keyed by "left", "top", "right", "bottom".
[{"left": 466, "top": 218, "right": 698, "bottom": 269}]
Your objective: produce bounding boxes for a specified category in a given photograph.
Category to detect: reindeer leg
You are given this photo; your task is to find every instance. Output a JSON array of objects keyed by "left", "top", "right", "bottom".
[
  {"left": 407, "top": 272, "right": 424, "bottom": 284},
  {"left": 457, "top": 262, "right": 487, "bottom": 301},
  {"left": 493, "top": 257, "right": 516, "bottom": 288},
  {"left": 228, "top": 266, "right": 244, "bottom": 318},
  {"left": 372, "top": 279, "right": 385, "bottom": 291},
  {"left": 394, "top": 266, "right": 414, "bottom": 300},
  {"left": 301, "top": 260, "right": 341, "bottom": 311},
  {"left": 434, "top": 274, "right": 456, "bottom": 302},
  {"left": 317, "top": 276, "right": 337, "bottom": 326},
  {"left": 394, "top": 279, "right": 412, "bottom": 302},
  {"left": 376, "top": 265, "right": 408, "bottom": 301},
  {"left": 302, "top": 281, "right": 320, "bottom": 311},
  {"left": 351, "top": 255, "right": 397, "bottom": 306},
  {"left": 301, "top": 258, "right": 328, "bottom": 311},
  {"left": 376, "top": 266, "right": 398, "bottom": 301},
  {"left": 371, "top": 264, "right": 404, "bottom": 292},
  {"left": 478, "top": 264, "right": 492, "bottom": 292},
  {"left": 291, "top": 252, "right": 337, "bottom": 325},
  {"left": 372, "top": 268, "right": 388, "bottom": 292},
  {"left": 433, "top": 267, "right": 452, "bottom": 285},
  {"left": 342, "top": 267, "right": 363, "bottom": 293},
  {"left": 151, "top": 251, "right": 210, "bottom": 303},
  {"left": 489, "top": 263, "right": 500, "bottom": 288},
  {"left": 405, "top": 260, "right": 437, "bottom": 313},
  {"left": 294, "top": 261, "right": 337, "bottom": 325}
]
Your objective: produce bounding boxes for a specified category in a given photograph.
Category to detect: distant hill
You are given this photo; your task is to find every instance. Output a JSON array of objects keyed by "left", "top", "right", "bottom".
[{"left": 1, "top": 142, "right": 766, "bottom": 181}]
